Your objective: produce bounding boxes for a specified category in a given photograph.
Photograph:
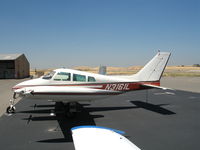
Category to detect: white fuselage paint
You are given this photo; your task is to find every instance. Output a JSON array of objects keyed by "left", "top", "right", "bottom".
[{"left": 13, "top": 68, "right": 135, "bottom": 103}]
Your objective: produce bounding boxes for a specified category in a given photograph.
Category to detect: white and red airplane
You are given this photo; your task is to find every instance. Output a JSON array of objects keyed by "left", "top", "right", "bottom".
[{"left": 7, "top": 52, "right": 171, "bottom": 115}]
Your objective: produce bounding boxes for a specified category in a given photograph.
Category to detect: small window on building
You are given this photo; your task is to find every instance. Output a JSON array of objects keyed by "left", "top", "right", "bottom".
[
  {"left": 73, "top": 74, "right": 86, "bottom": 82},
  {"left": 54, "top": 72, "right": 71, "bottom": 81},
  {"left": 88, "top": 76, "right": 96, "bottom": 82}
]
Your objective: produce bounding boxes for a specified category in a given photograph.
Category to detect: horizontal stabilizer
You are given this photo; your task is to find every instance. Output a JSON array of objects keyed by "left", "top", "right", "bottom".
[{"left": 141, "top": 84, "right": 174, "bottom": 90}]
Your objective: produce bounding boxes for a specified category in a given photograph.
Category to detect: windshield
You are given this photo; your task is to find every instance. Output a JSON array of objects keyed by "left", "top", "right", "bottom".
[
  {"left": 42, "top": 71, "right": 56, "bottom": 80},
  {"left": 53, "top": 72, "right": 71, "bottom": 81}
]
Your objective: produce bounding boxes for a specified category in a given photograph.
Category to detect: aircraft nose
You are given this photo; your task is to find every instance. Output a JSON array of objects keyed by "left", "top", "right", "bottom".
[
  {"left": 12, "top": 84, "right": 22, "bottom": 90},
  {"left": 12, "top": 80, "right": 28, "bottom": 90},
  {"left": 12, "top": 78, "right": 42, "bottom": 91}
]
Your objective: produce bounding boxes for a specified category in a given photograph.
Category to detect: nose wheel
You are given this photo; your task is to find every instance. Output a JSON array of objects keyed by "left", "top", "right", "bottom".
[{"left": 6, "top": 105, "right": 16, "bottom": 114}]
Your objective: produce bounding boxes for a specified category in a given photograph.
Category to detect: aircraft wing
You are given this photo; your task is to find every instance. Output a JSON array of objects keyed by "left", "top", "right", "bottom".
[
  {"left": 71, "top": 126, "right": 141, "bottom": 150},
  {"left": 141, "top": 84, "right": 174, "bottom": 90},
  {"left": 14, "top": 86, "right": 122, "bottom": 95}
]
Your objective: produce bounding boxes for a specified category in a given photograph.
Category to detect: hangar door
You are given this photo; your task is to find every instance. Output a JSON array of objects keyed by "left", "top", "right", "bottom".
[{"left": 0, "top": 61, "right": 15, "bottom": 79}]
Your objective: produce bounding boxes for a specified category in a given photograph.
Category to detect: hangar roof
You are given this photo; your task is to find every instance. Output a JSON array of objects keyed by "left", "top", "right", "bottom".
[{"left": 0, "top": 54, "right": 23, "bottom": 60}]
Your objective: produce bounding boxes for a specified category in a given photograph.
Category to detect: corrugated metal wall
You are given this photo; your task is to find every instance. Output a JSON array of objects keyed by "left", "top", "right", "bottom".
[{"left": 15, "top": 54, "right": 30, "bottom": 79}]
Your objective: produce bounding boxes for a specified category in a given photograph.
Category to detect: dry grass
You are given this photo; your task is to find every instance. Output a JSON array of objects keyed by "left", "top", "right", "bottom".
[
  {"left": 30, "top": 66, "right": 200, "bottom": 77},
  {"left": 163, "top": 66, "right": 200, "bottom": 77}
]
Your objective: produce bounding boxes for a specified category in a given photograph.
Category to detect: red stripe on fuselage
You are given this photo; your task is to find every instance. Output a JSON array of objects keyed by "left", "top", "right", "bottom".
[{"left": 32, "top": 92, "right": 122, "bottom": 96}]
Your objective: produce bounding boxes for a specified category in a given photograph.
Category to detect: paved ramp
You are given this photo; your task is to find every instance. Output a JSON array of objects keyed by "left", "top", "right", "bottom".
[{"left": 0, "top": 89, "right": 200, "bottom": 150}]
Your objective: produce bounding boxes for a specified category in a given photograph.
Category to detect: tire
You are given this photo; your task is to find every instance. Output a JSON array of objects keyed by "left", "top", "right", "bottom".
[
  {"left": 66, "top": 112, "right": 76, "bottom": 118},
  {"left": 6, "top": 106, "right": 15, "bottom": 114}
]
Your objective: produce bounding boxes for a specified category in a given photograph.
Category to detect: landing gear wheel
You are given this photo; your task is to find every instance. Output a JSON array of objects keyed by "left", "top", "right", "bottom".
[
  {"left": 6, "top": 106, "right": 16, "bottom": 114},
  {"left": 63, "top": 102, "right": 78, "bottom": 118},
  {"left": 66, "top": 112, "right": 77, "bottom": 118}
]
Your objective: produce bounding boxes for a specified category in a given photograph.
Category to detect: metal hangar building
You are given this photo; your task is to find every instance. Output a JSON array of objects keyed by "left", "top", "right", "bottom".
[{"left": 0, "top": 54, "right": 30, "bottom": 79}]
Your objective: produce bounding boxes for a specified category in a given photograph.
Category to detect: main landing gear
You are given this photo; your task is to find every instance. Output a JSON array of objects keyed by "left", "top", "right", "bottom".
[
  {"left": 6, "top": 93, "right": 17, "bottom": 114},
  {"left": 63, "top": 102, "right": 79, "bottom": 118},
  {"left": 55, "top": 102, "right": 79, "bottom": 118}
]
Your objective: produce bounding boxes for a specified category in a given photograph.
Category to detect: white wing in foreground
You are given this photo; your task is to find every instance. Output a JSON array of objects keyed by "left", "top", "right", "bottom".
[{"left": 71, "top": 126, "right": 141, "bottom": 150}]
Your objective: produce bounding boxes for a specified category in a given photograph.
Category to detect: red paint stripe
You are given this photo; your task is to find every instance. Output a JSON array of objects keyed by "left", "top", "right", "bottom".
[{"left": 33, "top": 92, "right": 122, "bottom": 96}]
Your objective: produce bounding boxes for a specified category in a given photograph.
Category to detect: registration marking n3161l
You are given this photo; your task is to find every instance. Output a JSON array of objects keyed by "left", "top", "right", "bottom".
[{"left": 105, "top": 83, "right": 129, "bottom": 91}]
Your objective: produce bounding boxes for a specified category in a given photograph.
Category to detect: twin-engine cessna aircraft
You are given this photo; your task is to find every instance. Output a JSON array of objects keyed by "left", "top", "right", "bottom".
[{"left": 7, "top": 52, "right": 171, "bottom": 115}]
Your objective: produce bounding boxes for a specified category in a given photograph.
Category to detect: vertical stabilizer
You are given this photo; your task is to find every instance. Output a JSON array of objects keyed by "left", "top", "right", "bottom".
[{"left": 131, "top": 52, "right": 171, "bottom": 81}]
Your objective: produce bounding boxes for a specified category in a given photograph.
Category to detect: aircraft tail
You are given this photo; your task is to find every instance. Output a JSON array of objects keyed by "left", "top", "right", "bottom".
[{"left": 131, "top": 52, "right": 171, "bottom": 81}]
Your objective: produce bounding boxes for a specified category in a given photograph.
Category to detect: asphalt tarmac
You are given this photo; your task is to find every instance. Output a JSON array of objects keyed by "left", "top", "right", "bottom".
[
  {"left": 161, "top": 77, "right": 200, "bottom": 93},
  {"left": 0, "top": 88, "right": 200, "bottom": 150}
]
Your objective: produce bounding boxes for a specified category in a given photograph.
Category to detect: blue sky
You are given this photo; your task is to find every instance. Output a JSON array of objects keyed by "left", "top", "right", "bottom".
[{"left": 0, "top": 0, "right": 199, "bottom": 69}]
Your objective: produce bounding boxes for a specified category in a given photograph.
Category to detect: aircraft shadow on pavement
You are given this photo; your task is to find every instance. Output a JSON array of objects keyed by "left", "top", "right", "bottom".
[
  {"left": 130, "top": 101, "right": 176, "bottom": 115},
  {"left": 30, "top": 104, "right": 55, "bottom": 108},
  {"left": 21, "top": 102, "right": 98, "bottom": 143},
  {"left": 20, "top": 102, "right": 138, "bottom": 143},
  {"left": 85, "top": 106, "right": 137, "bottom": 112},
  {"left": 19, "top": 109, "right": 53, "bottom": 114}
]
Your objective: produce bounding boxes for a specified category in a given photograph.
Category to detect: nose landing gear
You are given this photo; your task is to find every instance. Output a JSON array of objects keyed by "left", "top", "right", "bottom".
[{"left": 6, "top": 93, "right": 17, "bottom": 114}]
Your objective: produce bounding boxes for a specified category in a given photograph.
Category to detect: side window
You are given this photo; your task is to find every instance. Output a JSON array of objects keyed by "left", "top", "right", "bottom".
[
  {"left": 73, "top": 74, "right": 86, "bottom": 82},
  {"left": 88, "top": 76, "right": 96, "bottom": 82},
  {"left": 54, "top": 72, "right": 71, "bottom": 81}
]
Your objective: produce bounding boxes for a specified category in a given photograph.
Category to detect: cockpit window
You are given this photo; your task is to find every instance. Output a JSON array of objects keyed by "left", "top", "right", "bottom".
[
  {"left": 42, "top": 71, "right": 56, "bottom": 80},
  {"left": 73, "top": 74, "right": 86, "bottom": 82},
  {"left": 88, "top": 76, "right": 96, "bottom": 82},
  {"left": 54, "top": 72, "right": 71, "bottom": 81}
]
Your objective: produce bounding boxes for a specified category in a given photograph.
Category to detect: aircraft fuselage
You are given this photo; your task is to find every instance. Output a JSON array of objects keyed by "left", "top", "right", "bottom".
[{"left": 12, "top": 68, "right": 159, "bottom": 102}]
